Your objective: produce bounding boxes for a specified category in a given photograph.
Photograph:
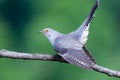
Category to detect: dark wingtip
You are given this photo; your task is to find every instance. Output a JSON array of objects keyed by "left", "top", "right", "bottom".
[{"left": 82, "top": 46, "right": 96, "bottom": 64}]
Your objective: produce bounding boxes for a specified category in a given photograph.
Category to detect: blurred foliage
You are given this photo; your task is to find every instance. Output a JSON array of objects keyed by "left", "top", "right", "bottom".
[{"left": 0, "top": 0, "right": 120, "bottom": 80}]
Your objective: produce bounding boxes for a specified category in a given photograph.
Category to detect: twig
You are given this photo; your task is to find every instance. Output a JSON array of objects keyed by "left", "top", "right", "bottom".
[
  {"left": 0, "top": 49, "right": 67, "bottom": 62},
  {"left": 92, "top": 64, "right": 120, "bottom": 78},
  {"left": 0, "top": 49, "right": 120, "bottom": 78}
]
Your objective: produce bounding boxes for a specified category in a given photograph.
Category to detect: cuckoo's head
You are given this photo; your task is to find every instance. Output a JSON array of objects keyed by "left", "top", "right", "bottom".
[{"left": 40, "top": 28, "right": 63, "bottom": 45}]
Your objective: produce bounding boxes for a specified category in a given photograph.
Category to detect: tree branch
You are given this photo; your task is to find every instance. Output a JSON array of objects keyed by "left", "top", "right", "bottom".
[
  {"left": 92, "top": 64, "right": 120, "bottom": 78},
  {"left": 0, "top": 49, "right": 120, "bottom": 78},
  {"left": 0, "top": 49, "right": 67, "bottom": 62}
]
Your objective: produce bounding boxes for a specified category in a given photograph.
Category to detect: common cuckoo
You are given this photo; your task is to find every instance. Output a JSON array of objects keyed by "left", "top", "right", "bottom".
[{"left": 40, "top": 0, "right": 99, "bottom": 69}]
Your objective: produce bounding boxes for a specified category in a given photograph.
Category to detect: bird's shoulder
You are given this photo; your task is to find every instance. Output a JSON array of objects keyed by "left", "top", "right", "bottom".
[
  {"left": 54, "top": 34, "right": 83, "bottom": 51},
  {"left": 55, "top": 35, "right": 76, "bottom": 46},
  {"left": 53, "top": 35, "right": 73, "bottom": 54}
]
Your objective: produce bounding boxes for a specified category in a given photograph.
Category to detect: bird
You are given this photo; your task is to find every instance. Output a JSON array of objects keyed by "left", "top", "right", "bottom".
[{"left": 40, "top": 0, "right": 99, "bottom": 70}]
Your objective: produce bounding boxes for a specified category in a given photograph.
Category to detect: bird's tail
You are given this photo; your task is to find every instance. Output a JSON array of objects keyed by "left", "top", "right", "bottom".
[{"left": 77, "top": 0, "right": 99, "bottom": 33}]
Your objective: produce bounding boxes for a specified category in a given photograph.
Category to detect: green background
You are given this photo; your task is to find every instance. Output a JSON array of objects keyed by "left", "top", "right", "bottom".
[{"left": 0, "top": 0, "right": 120, "bottom": 80}]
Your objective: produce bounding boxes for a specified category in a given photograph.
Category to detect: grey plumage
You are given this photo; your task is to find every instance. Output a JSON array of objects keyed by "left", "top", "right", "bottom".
[
  {"left": 40, "top": 0, "right": 99, "bottom": 70},
  {"left": 58, "top": 47, "right": 96, "bottom": 69}
]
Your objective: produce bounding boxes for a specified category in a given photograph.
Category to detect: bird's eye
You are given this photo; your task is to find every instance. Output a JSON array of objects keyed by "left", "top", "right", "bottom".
[{"left": 44, "top": 29, "right": 49, "bottom": 33}]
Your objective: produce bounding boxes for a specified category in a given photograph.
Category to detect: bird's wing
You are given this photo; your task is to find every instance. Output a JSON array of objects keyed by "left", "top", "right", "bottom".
[{"left": 59, "top": 46, "right": 95, "bottom": 70}]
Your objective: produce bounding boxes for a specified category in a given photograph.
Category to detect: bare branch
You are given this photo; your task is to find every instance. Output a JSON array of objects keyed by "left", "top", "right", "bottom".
[
  {"left": 92, "top": 64, "right": 120, "bottom": 78},
  {"left": 0, "top": 49, "right": 120, "bottom": 78},
  {"left": 0, "top": 49, "right": 67, "bottom": 62}
]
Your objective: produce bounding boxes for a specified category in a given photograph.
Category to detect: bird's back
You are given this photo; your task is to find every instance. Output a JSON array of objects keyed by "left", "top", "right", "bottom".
[{"left": 54, "top": 35, "right": 83, "bottom": 51}]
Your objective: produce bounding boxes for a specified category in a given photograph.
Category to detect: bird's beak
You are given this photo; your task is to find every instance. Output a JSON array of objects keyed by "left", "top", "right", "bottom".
[
  {"left": 38, "top": 30, "right": 42, "bottom": 33},
  {"left": 39, "top": 30, "right": 42, "bottom": 33}
]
